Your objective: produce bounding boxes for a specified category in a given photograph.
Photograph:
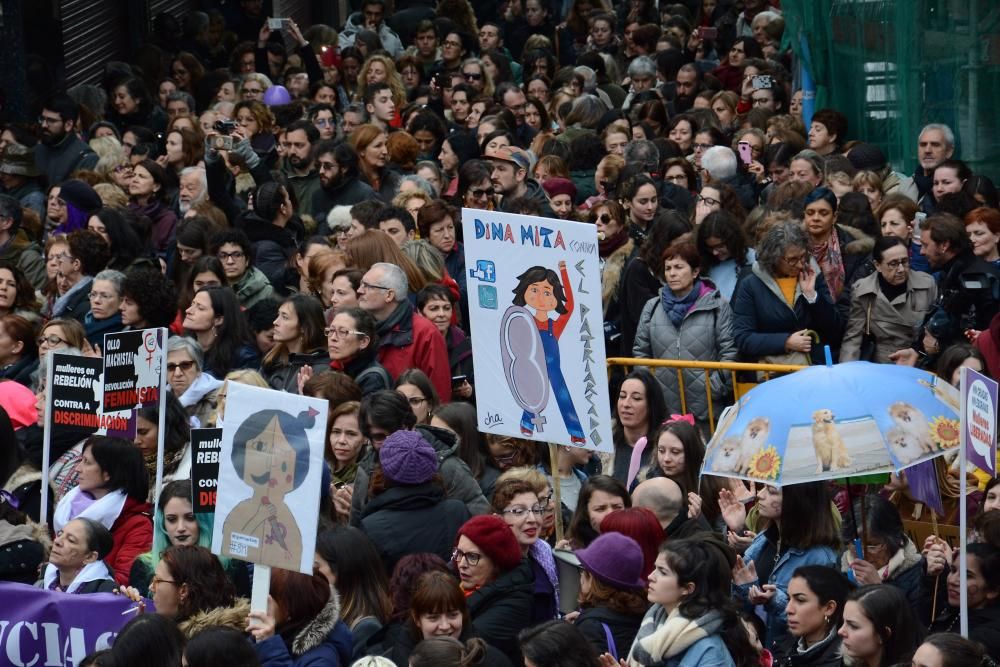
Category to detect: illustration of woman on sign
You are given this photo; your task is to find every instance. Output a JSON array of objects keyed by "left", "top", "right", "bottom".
[
  {"left": 222, "top": 407, "right": 317, "bottom": 568},
  {"left": 511, "top": 261, "right": 586, "bottom": 445}
]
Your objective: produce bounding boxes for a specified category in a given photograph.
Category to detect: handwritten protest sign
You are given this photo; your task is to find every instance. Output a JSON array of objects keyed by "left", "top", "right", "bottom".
[
  {"left": 101, "top": 328, "right": 166, "bottom": 439},
  {"left": 462, "top": 208, "right": 612, "bottom": 452},
  {"left": 190, "top": 428, "right": 223, "bottom": 513},
  {"left": 211, "top": 383, "right": 327, "bottom": 574},
  {"left": 963, "top": 367, "right": 997, "bottom": 475}
]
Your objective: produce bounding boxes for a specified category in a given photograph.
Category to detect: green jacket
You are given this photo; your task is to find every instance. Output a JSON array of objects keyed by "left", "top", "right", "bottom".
[
  {"left": 0, "top": 230, "right": 46, "bottom": 292},
  {"left": 233, "top": 265, "right": 274, "bottom": 308}
]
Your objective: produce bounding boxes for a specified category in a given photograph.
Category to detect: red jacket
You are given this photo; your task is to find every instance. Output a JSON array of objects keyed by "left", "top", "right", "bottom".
[
  {"left": 108, "top": 497, "right": 153, "bottom": 586},
  {"left": 376, "top": 302, "right": 453, "bottom": 402}
]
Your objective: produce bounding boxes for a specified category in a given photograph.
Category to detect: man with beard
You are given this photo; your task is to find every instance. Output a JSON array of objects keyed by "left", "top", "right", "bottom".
[
  {"left": 35, "top": 94, "right": 98, "bottom": 188},
  {"left": 312, "top": 141, "right": 377, "bottom": 229},
  {"left": 673, "top": 64, "right": 702, "bottom": 114},
  {"left": 177, "top": 167, "right": 207, "bottom": 216},
  {"left": 279, "top": 120, "right": 321, "bottom": 219}
]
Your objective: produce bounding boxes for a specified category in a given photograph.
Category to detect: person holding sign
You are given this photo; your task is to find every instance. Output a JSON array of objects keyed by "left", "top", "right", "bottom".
[
  {"left": 221, "top": 406, "right": 318, "bottom": 568},
  {"left": 52, "top": 436, "right": 152, "bottom": 585}
]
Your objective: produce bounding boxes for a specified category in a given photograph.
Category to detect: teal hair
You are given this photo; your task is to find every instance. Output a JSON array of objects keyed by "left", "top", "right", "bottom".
[{"left": 134, "top": 508, "right": 229, "bottom": 596}]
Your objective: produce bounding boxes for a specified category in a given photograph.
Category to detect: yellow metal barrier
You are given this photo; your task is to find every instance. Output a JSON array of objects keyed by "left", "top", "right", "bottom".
[{"left": 606, "top": 357, "right": 807, "bottom": 433}]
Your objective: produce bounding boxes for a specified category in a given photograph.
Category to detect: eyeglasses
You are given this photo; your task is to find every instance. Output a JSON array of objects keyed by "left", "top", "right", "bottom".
[
  {"left": 325, "top": 327, "right": 365, "bottom": 339},
  {"left": 693, "top": 142, "right": 713, "bottom": 151},
  {"left": 443, "top": 40, "right": 463, "bottom": 48},
  {"left": 751, "top": 97, "right": 772, "bottom": 106},
  {"left": 88, "top": 291, "right": 117, "bottom": 301},
  {"left": 782, "top": 253, "right": 807, "bottom": 266},
  {"left": 38, "top": 115, "right": 62, "bottom": 126},
  {"left": 167, "top": 360, "right": 197, "bottom": 373},
  {"left": 452, "top": 547, "right": 483, "bottom": 566},
  {"left": 882, "top": 258, "right": 909, "bottom": 270},
  {"left": 697, "top": 194, "right": 721, "bottom": 207},
  {"left": 243, "top": 87, "right": 263, "bottom": 95},
  {"left": 502, "top": 505, "right": 545, "bottom": 519},
  {"left": 217, "top": 250, "right": 246, "bottom": 262},
  {"left": 468, "top": 188, "right": 491, "bottom": 199},
  {"left": 151, "top": 576, "right": 176, "bottom": 587},
  {"left": 360, "top": 280, "right": 391, "bottom": 291},
  {"left": 37, "top": 335, "right": 66, "bottom": 347},
  {"left": 463, "top": 72, "right": 483, "bottom": 81},
  {"left": 406, "top": 396, "right": 427, "bottom": 407}
]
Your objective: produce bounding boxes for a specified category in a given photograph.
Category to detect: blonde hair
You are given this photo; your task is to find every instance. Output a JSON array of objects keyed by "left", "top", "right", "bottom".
[
  {"left": 213, "top": 370, "right": 270, "bottom": 426},
  {"left": 94, "top": 183, "right": 128, "bottom": 208},
  {"left": 89, "top": 136, "right": 125, "bottom": 180},
  {"left": 852, "top": 170, "right": 883, "bottom": 192},
  {"left": 356, "top": 54, "right": 406, "bottom": 107},
  {"left": 496, "top": 466, "right": 549, "bottom": 496}
]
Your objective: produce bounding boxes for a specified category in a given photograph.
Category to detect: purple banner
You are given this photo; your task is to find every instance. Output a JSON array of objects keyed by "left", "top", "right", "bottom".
[
  {"left": 0, "top": 582, "right": 151, "bottom": 666},
  {"left": 963, "top": 368, "right": 998, "bottom": 476},
  {"left": 906, "top": 459, "right": 944, "bottom": 517}
]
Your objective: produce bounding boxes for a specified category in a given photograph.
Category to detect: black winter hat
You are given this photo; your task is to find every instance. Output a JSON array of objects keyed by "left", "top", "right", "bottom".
[
  {"left": 847, "top": 143, "right": 887, "bottom": 172},
  {"left": 59, "top": 179, "right": 102, "bottom": 214}
]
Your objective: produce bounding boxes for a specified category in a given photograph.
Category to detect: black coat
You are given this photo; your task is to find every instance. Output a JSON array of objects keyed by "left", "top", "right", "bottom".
[
  {"left": 773, "top": 630, "right": 844, "bottom": 667},
  {"left": 574, "top": 606, "right": 644, "bottom": 660},
  {"left": 240, "top": 213, "right": 305, "bottom": 288},
  {"left": 929, "top": 603, "right": 1000, "bottom": 660},
  {"left": 262, "top": 349, "right": 331, "bottom": 394},
  {"left": 731, "top": 261, "right": 842, "bottom": 364},
  {"left": 313, "top": 177, "right": 378, "bottom": 230},
  {"left": 360, "top": 481, "right": 469, "bottom": 575},
  {"left": 468, "top": 559, "right": 535, "bottom": 663}
]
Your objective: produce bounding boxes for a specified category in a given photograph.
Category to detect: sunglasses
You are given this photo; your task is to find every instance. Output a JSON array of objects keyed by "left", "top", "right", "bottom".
[
  {"left": 592, "top": 213, "right": 612, "bottom": 223},
  {"left": 469, "top": 188, "right": 491, "bottom": 198},
  {"left": 463, "top": 72, "right": 483, "bottom": 81}
]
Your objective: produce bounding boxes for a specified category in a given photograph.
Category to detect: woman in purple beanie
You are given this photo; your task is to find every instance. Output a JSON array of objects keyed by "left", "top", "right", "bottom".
[
  {"left": 571, "top": 531, "right": 649, "bottom": 660},
  {"left": 358, "top": 429, "right": 469, "bottom": 575}
]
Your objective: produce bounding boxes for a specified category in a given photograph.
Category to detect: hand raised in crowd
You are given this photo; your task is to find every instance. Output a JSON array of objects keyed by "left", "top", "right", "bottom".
[
  {"left": 247, "top": 608, "right": 277, "bottom": 642},
  {"left": 285, "top": 20, "right": 307, "bottom": 47},
  {"left": 297, "top": 365, "right": 314, "bottom": 395},
  {"left": 687, "top": 491, "right": 702, "bottom": 519},
  {"left": 923, "top": 535, "right": 953, "bottom": 576},
  {"left": 732, "top": 555, "right": 759, "bottom": 586},
  {"left": 598, "top": 654, "right": 628, "bottom": 667},
  {"left": 747, "top": 160, "right": 766, "bottom": 182},
  {"left": 727, "top": 529, "right": 756, "bottom": 552},
  {"left": 798, "top": 265, "right": 818, "bottom": 300},
  {"left": 258, "top": 20, "right": 273, "bottom": 47},
  {"left": 453, "top": 379, "right": 474, "bottom": 399},
  {"left": 718, "top": 487, "right": 747, "bottom": 531},
  {"left": 848, "top": 557, "right": 882, "bottom": 586},
  {"left": 333, "top": 483, "right": 354, "bottom": 519},
  {"left": 748, "top": 583, "right": 776, "bottom": 605}
]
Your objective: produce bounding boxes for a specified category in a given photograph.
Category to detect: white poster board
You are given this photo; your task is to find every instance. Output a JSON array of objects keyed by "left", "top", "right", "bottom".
[
  {"left": 462, "top": 208, "right": 613, "bottom": 452},
  {"left": 210, "top": 383, "right": 328, "bottom": 574}
]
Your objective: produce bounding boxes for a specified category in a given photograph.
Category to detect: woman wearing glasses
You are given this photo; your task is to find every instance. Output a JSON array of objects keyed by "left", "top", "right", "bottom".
[
  {"left": 731, "top": 221, "right": 841, "bottom": 366},
  {"left": 455, "top": 159, "right": 495, "bottom": 212},
  {"left": 491, "top": 478, "right": 558, "bottom": 626},
  {"left": 36, "top": 318, "right": 87, "bottom": 360},
  {"left": 840, "top": 236, "right": 936, "bottom": 363},
  {"left": 359, "top": 430, "right": 469, "bottom": 575},
  {"left": 327, "top": 307, "right": 392, "bottom": 394},
  {"left": 83, "top": 269, "right": 125, "bottom": 347},
  {"left": 452, "top": 514, "right": 534, "bottom": 662},
  {"left": 395, "top": 368, "right": 440, "bottom": 425},
  {"left": 210, "top": 229, "right": 274, "bottom": 309}
]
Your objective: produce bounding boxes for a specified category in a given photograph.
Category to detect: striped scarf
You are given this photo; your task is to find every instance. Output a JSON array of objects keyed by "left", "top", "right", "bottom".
[{"left": 627, "top": 606, "right": 723, "bottom": 666}]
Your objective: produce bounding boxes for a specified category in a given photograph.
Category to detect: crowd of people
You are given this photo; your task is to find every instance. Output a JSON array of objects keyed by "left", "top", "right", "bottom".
[{"left": 1, "top": 0, "right": 999, "bottom": 665}]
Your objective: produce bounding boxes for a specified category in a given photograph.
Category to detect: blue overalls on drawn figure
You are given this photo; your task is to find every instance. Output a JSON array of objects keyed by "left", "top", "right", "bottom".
[{"left": 510, "top": 262, "right": 586, "bottom": 445}]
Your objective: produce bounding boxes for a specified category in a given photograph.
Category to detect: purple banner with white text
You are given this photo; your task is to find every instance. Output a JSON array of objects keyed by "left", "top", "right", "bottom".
[{"left": 0, "top": 582, "right": 151, "bottom": 666}]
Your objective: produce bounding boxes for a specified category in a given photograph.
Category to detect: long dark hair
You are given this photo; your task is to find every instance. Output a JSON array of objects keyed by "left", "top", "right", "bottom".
[
  {"left": 614, "top": 368, "right": 669, "bottom": 451},
  {"left": 85, "top": 436, "right": 148, "bottom": 501},
  {"left": 160, "top": 545, "right": 236, "bottom": 622},
  {"left": 193, "top": 286, "right": 251, "bottom": 377},
  {"left": 136, "top": 391, "right": 190, "bottom": 466},
  {"left": 315, "top": 526, "right": 392, "bottom": 626},
  {"left": 696, "top": 210, "right": 749, "bottom": 270},
  {"left": 649, "top": 419, "right": 705, "bottom": 494},
  {"left": 778, "top": 482, "right": 841, "bottom": 551},
  {"left": 511, "top": 266, "right": 568, "bottom": 314},
  {"left": 663, "top": 538, "right": 759, "bottom": 667},
  {"left": 846, "top": 585, "right": 924, "bottom": 667},
  {"left": 567, "top": 475, "right": 630, "bottom": 547}
]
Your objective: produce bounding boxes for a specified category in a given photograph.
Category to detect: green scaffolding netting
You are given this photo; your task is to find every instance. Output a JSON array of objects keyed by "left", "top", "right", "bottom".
[{"left": 781, "top": 0, "right": 1000, "bottom": 183}]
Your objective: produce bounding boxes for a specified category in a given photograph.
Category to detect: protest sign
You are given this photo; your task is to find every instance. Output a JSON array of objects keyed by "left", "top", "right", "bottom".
[
  {"left": 462, "top": 208, "right": 613, "bottom": 452},
  {"left": 190, "top": 428, "right": 223, "bottom": 513},
  {"left": 102, "top": 328, "right": 168, "bottom": 501},
  {"left": 0, "top": 582, "right": 149, "bottom": 666},
  {"left": 42, "top": 352, "right": 106, "bottom": 524},
  {"left": 211, "top": 383, "right": 327, "bottom": 574},
  {"left": 962, "top": 367, "right": 997, "bottom": 475}
]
